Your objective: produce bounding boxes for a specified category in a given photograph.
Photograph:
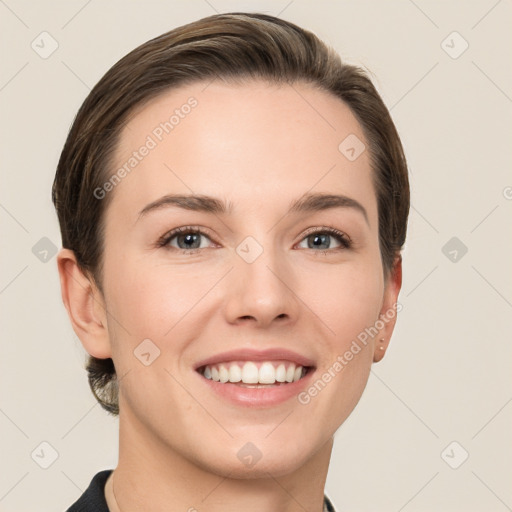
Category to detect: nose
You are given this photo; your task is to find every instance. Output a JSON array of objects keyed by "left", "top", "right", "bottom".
[{"left": 224, "top": 240, "right": 300, "bottom": 328}]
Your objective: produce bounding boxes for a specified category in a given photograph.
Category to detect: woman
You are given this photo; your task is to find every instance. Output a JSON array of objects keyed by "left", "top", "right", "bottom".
[{"left": 53, "top": 11, "right": 409, "bottom": 512}]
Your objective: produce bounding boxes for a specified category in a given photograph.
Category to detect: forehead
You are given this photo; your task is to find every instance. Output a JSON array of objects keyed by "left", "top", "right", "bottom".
[{"left": 107, "top": 79, "right": 377, "bottom": 227}]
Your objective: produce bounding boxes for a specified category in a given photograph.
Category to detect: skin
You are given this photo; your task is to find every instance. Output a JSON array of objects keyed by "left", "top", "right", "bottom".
[{"left": 58, "top": 79, "right": 402, "bottom": 512}]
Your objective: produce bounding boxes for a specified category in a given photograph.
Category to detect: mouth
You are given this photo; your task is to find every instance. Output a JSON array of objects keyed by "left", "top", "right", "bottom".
[
  {"left": 196, "top": 360, "right": 315, "bottom": 387},
  {"left": 193, "top": 348, "right": 317, "bottom": 407}
]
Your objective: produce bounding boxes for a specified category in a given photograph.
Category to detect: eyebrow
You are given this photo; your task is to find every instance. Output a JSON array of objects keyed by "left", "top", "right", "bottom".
[{"left": 137, "top": 192, "right": 369, "bottom": 225}]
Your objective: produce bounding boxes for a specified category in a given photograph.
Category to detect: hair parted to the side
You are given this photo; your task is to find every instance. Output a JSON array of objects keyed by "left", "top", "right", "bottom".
[{"left": 52, "top": 12, "right": 410, "bottom": 416}]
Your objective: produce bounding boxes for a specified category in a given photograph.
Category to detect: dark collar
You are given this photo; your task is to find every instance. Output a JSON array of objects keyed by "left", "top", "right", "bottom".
[{"left": 66, "top": 469, "right": 337, "bottom": 511}]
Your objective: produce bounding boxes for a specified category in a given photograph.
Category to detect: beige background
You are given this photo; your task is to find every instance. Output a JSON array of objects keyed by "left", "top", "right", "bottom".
[{"left": 1, "top": 1, "right": 511, "bottom": 511}]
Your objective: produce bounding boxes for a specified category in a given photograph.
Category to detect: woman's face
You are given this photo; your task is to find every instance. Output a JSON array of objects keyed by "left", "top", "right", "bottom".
[{"left": 97, "top": 79, "right": 400, "bottom": 477}]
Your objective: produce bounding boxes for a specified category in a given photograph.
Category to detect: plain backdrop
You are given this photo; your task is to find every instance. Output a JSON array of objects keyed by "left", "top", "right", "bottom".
[{"left": 1, "top": 1, "right": 511, "bottom": 511}]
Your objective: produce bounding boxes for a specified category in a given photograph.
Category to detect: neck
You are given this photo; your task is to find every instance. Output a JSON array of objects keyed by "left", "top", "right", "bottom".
[{"left": 108, "top": 406, "right": 333, "bottom": 512}]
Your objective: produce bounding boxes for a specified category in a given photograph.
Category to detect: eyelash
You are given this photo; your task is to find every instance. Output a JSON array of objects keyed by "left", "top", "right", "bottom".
[{"left": 156, "top": 225, "right": 352, "bottom": 255}]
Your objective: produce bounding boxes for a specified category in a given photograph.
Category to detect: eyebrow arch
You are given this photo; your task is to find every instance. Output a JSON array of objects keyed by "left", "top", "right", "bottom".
[
  {"left": 138, "top": 194, "right": 234, "bottom": 221},
  {"left": 288, "top": 192, "right": 369, "bottom": 226},
  {"left": 137, "top": 192, "right": 369, "bottom": 226}
]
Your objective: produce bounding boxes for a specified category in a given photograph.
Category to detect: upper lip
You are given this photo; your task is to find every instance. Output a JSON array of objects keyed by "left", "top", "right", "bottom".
[{"left": 194, "top": 348, "right": 316, "bottom": 370}]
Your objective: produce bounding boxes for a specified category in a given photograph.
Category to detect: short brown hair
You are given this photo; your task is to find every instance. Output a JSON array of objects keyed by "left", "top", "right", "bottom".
[{"left": 52, "top": 12, "right": 410, "bottom": 416}]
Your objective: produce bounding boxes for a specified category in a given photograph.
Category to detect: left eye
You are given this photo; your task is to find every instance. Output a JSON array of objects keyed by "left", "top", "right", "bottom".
[{"left": 297, "top": 229, "right": 351, "bottom": 251}]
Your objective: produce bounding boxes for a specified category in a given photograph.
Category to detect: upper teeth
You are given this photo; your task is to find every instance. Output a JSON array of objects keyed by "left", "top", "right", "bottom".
[{"left": 201, "top": 361, "right": 306, "bottom": 384}]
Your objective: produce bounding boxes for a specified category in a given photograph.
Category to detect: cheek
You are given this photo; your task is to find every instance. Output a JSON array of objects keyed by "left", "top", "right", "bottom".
[
  {"left": 298, "top": 266, "right": 381, "bottom": 434},
  {"left": 303, "top": 257, "right": 384, "bottom": 342},
  {"left": 102, "top": 257, "right": 227, "bottom": 376},
  {"left": 299, "top": 257, "right": 382, "bottom": 411},
  {"left": 104, "top": 256, "right": 204, "bottom": 333}
]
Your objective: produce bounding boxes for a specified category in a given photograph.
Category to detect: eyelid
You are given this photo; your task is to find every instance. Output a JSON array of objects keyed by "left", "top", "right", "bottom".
[{"left": 300, "top": 225, "right": 352, "bottom": 244}]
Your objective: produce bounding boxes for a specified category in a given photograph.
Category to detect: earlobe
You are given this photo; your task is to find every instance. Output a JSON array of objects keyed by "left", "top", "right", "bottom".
[
  {"left": 373, "top": 254, "right": 403, "bottom": 363},
  {"left": 56, "top": 248, "right": 112, "bottom": 359}
]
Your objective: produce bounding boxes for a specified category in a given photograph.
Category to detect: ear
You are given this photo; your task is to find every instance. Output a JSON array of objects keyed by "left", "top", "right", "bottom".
[
  {"left": 373, "top": 254, "right": 403, "bottom": 363},
  {"left": 56, "top": 248, "right": 112, "bottom": 359}
]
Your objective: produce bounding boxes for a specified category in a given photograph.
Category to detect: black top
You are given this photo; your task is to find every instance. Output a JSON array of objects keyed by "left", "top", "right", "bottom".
[
  {"left": 66, "top": 469, "right": 337, "bottom": 511},
  {"left": 66, "top": 470, "right": 112, "bottom": 512}
]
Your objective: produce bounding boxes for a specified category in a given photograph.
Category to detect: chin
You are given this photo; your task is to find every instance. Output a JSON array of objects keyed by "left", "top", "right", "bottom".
[
  {"left": 206, "top": 453, "right": 309, "bottom": 480},
  {"left": 195, "top": 436, "right": 316, "bottom": 480}
]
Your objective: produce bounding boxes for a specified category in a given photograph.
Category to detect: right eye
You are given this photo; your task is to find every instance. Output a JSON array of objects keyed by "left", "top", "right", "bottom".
[{"left": 158, "top": 226, "right": 216, "bottom": 254}]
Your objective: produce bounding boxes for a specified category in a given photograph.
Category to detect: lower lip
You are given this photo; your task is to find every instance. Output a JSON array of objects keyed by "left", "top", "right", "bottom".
[{"left": 196, "top": 369, "right": 315, "bottom": 408}]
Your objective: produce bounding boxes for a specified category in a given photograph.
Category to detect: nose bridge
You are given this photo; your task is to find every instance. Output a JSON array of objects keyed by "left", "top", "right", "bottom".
[{"left": 225, "top": 234, "right": 296, "bottom": 325}]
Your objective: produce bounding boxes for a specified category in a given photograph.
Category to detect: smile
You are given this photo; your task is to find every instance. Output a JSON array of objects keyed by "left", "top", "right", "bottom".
[
  {"left": 193, "top": 348, "right": 316, "bottom": 406},
  {"left": 198, "top": 360, "right": 310, "bottom": 386}
]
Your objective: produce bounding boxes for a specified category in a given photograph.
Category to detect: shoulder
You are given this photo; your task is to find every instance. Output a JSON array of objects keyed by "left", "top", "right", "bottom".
[
  {"left": 65, "top": 469, "right": 113, "bottom": 512},
  {"left": 324, "top": 493, "right": 338, "bottom": 512}
]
